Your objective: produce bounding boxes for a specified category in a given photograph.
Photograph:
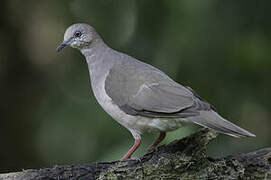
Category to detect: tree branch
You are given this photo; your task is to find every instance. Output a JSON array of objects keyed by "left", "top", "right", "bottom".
[{"left": 1, "top": 129, "right": 270, "bottom": 180}]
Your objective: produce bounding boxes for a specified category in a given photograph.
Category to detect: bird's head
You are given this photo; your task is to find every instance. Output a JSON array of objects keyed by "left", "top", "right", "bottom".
[{"left": 57, "top": 23, "right": 99, "bottom": 52}]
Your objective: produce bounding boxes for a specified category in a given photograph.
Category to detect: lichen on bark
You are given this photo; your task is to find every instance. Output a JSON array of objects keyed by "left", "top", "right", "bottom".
[{"left": 0, "top": 128, "right": 270, "bottom": 180}]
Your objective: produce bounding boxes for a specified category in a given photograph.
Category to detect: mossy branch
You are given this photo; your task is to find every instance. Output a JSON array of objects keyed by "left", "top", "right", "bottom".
[{"left": 1, "top": 129, "right": 270, "bottom": 180}]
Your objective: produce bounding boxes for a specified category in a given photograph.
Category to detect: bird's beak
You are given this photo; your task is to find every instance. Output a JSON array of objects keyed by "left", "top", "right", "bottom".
[{"left": 56, "top": 39, "right": 71, "bottom": 52}]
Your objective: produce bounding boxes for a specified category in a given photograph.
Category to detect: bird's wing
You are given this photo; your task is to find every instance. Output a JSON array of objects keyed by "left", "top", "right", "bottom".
[
  {"left": 104, "top": 60, "right": 208, "bottom": 118},
  {"left": 128, "top": 83, "right": 193, "bottom": 112}
]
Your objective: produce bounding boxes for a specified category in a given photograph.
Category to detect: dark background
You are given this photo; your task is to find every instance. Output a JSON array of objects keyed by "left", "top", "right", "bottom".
[{"left": 1, "top": 0, "right": 270, "bottom": 173}]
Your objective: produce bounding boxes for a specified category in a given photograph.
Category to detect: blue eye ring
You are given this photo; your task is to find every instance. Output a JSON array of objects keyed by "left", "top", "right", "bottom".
[{"left": 74, "top": 31, "right": 82, "bottom": 38}]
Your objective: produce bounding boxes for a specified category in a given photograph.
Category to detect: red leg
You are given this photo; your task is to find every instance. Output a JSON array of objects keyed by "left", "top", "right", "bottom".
[
  {"left": 121, "top": 139, "right": 141, "bottom": 160},
  {"left": 147, "top": 132, "right": 166, "bottom": 152}
]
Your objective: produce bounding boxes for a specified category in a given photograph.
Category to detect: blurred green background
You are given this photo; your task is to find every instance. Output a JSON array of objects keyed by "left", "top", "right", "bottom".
[{"left": 1, "top": 0, "right": 271, "bottom": 173}]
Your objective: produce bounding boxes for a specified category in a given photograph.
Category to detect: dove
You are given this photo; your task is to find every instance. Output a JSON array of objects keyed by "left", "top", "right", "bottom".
[{"left": 57, "top": 23, "right": 255, "bottom": 160}]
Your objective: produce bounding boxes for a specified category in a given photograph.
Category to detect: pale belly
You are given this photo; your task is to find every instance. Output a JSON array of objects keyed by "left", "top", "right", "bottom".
[{"left": 91, "top": 75, "right": 186, "bottom": 139}]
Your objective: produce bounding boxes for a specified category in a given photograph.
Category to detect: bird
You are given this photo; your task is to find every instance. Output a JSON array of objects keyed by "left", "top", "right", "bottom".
[{"left": 57, "top": 23, "right": 255, "bottom": 160}]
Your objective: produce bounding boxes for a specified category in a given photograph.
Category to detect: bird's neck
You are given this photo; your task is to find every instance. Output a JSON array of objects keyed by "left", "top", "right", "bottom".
[
  {"left": 80, "top": 39, "right": 113, "bottom": 85},
  {"left": 80, "top": 39, "right": 108, "bottom": 64}
]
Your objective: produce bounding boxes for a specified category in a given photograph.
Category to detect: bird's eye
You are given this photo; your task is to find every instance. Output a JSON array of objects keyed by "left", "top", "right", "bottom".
[{"left": 74, "top": 31, "right": 82, "bottom": 38}]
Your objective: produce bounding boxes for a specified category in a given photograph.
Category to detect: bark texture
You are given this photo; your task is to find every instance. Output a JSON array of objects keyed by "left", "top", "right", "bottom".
[{"left": 0, "top": 129, "right": 270, "bottom": 180}]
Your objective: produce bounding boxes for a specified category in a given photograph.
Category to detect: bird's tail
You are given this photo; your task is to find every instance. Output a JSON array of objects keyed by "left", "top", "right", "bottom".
[{"left": 187, "top": 110, "right": 256, "bottom": 138}]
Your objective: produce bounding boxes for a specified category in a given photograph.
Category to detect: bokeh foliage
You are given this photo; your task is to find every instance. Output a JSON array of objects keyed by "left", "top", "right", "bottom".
[{"left": 0, "top": 0, "right": 270, "bottom": 173}]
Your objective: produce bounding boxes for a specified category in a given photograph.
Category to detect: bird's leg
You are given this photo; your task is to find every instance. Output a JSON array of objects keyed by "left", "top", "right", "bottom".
[
  {"left": 121, "top": 139, "right": 141, "bottom": 160},
  {"left": 147, "top": 132, "right": 166, "bottom": 152}
]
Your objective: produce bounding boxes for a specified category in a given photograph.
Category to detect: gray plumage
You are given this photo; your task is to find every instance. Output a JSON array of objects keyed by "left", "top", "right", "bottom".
[
  {"left": 102, "top": 45, "right": 254, "bottom": 138},
  {"left": 57, "top": 23, "right": 255, "bottom": 158}
]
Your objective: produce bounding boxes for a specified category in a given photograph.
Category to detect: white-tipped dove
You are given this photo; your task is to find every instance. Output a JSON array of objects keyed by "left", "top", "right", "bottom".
[{"left": 57, "top": 23, "right": 255, "bottom": 160}]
